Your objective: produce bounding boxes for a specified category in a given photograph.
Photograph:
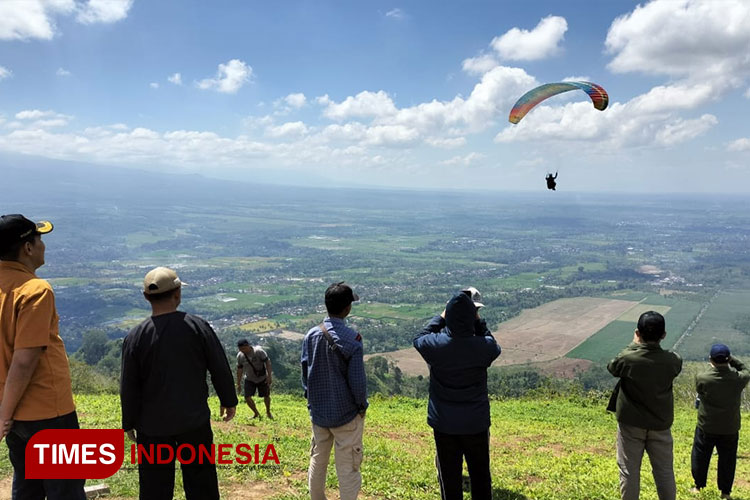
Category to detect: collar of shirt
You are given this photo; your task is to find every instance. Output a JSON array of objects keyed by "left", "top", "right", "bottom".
[
  {"left": 629, "top": 342, "right": 663, "bottom": 351},
  {"left": 0, "top": 261, "right": 35, "bottom": 276},
  {"left": 324, "top": 316, "right": 360, "bottom": 345}
]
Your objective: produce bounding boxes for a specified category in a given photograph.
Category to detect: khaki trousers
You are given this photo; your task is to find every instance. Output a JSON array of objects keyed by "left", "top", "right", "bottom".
[
  {"left": 309, "top": 415, "right": 365, "bottom": 500},
  {"left": 616, "top": 422, "right": 676, "bottom": 500}
]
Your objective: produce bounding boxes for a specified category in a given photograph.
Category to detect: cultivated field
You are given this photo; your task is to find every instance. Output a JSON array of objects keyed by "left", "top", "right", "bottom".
[
  {"left": 569, "top": 294, "right": 705, "bottom": 363},
  {"left": 372, "top": 297, "right": 639, "bottom": 376}
]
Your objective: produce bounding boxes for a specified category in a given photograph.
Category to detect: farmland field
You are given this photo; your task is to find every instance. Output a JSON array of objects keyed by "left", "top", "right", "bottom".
[
  {"left": 568, "top": 294, "right": 704, "bottom": 362},
  {"left": 374, "top": 297, "right": 639, "bottom": 376},
  {"left": 677, "top": 289, "right": 750, "bottom": 360}
]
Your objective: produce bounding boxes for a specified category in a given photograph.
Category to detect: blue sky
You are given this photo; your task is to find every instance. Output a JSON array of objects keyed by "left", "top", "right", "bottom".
[{"left": 1, "top": 0, "right": 750, "bottom": 192}]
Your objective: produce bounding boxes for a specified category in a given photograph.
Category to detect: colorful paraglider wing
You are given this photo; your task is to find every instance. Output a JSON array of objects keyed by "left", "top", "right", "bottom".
[{"left": 508, "top": 81, "right": 608, "bottom": 124}]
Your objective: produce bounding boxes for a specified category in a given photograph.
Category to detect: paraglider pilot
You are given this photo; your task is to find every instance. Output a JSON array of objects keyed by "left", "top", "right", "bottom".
[{"left": 545, "top": 172, "right": 558, "bottom": 191}]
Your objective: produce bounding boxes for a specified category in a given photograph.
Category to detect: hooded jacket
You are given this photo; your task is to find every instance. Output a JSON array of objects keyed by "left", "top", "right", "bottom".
[{"left": 413, "top": 293, "right": 502, "bottom": 434}]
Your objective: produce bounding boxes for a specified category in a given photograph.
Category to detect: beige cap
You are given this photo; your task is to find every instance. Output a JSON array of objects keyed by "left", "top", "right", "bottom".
[
  {"left": 143, "top": 267, "right": 183, "bottom": 295},
  {"left": 461, "top": 286, "right": 485, "bottom": 308}
]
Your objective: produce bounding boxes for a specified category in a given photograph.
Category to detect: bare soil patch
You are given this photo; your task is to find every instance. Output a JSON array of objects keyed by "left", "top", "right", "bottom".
[
  {"left": 491, "top": 297, "right": 638, "bottom": 368},
  {"left": 638, "top": 265, "right": 663, "bottom": 275}
]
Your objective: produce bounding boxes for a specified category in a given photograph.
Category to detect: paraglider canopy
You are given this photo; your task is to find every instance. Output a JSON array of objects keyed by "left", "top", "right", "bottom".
[{"left": 509, "top": 81, "right": 608, "bottom": 124}]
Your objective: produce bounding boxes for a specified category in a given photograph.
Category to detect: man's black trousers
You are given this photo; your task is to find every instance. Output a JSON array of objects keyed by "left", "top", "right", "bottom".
[
  {"left": 6, "top": 411, "right": 86, "bottom": 500},
  {"left": 434, "top": 429, "right": 491, "bottom": 500},
  {"left": 136, "top": 420, "right": 219, "bottom": 500},
  {"left": 690, "top": 426, "right": 739, "bottom": 495}
]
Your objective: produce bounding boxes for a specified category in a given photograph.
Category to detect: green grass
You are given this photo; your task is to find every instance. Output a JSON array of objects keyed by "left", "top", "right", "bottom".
[
  {"left": 2, "top": 393, "right": 747, "bottom": 499},
  {"left": 485, "top": 273, "right": 544, "bottom": 290},
  {"left": 240, "top": 319, "right": 281, "bottom": 332},
  {"left": 352, "top": 302, "right": 437, "bottom": 322}
]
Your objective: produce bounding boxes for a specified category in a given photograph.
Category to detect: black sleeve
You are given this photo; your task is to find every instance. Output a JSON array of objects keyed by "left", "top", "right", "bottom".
[
  {"left": 120, "top": 330, "right": 141, "bottom": 431},
  {"left": 197, "top": 317, "right": 239, "bottom": 408}
]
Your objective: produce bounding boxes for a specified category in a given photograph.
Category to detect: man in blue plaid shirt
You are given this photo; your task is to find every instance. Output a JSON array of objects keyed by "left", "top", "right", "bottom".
[{"left": 301, "top": 282, "right": 368, "bottom": 500}]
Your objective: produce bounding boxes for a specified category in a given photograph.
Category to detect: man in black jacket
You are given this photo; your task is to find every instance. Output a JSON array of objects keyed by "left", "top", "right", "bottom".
[
  {"left": 121, "top": 267, "right": 238, "bottom": 500},
  {"left": 413, "top": 289, "right": 501, "bottom": 500},
  {"left": 690, "top": 344, "right": 750, "bottom": 499}
]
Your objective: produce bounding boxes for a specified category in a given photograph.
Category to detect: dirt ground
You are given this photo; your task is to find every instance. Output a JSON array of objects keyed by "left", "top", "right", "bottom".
[{"left": 373, "top": 297, "right": 638, "bottom": 377}]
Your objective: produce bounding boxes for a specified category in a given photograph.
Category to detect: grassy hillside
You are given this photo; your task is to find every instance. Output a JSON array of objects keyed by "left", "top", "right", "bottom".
[{"left": 1, "top": 390, "right": 748, "bottom": 500}]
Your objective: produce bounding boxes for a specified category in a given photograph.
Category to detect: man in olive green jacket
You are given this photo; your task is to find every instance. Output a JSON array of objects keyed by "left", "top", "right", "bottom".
[
  {"left": 607, "top": 311, "right": 682, "bottom": 500},
  {"left": 690, "top": 344, "right": 749, "bottom": 499}
]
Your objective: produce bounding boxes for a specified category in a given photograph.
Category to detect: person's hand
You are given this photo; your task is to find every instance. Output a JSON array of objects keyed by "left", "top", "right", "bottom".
[
  {"left": 126, "top": 429, "right": 137, "bottom": 442},
  {"left": 440, "top": 309, "right": 446, "bottom": 319},
  {"left": 0, "top": 418, "right": 13, "bottom": 442},
  {"left": 266, "top": 376, "right": 273, "bottom": 387},
  {"left": 221, "top": 406, "right": 236, "bottom": 422},
  {"left": 359, "top": 410, "right": 366, "bottom": 419}
]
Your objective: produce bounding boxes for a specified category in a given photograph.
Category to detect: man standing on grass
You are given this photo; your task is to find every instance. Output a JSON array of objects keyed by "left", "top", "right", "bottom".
[
  {"left": 301, "top": 282, "right": 367, "bottom": 500},
  {"left": 413, "top": 288, "right": 501, "bottom": 500},
  {"left": 121, "top": 266, "right": 238, "bottom": 500},
  {"left": 236, "top": 338, "right": 273, "bottom": 419},
  {"left": 690, "top": 343, "right": 749, "bottom": 499},
  {"left": 0, "top": 214, "right": 86, "bottom": 500},
  {"left": 608, "top": 311, "right": 682, "bottom": 500}
]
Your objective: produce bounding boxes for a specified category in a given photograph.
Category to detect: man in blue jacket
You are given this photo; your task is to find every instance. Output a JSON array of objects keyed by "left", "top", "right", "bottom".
[{"left": 414, "top": 289, "right": 502, "bottom": 500}]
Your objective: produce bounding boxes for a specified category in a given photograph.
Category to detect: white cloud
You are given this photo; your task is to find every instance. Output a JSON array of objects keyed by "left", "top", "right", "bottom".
[
  {"left": 629, "top": 83, "right": 717, "bottom": 114},
  {"left": 266, "top": 121, "right": 309, "bottom": 138},
  {"left": 491, "top": 16, "right": 568, "bottom": 61},
  {"left": 562, "top": 75, "right": 589, "bottom": 82},
  {"left": 56, "top": 67, "right": 71, "bottom": 77},
  {"left": 322, "top": 90, "right": 398, "bottom": 120},
  {"left": 425, "top": 137, "right": 466, "bottom": 149},
  {"left": 363, "top": 125, "right": 419, "bottom": 147},
  {"left": 728, "top": 138, "right": 750, "bottom": 152},
  {"left": 654, "top": 114, "right": 718, "bottom": 146},
  {"left": 389, "top": 66, "right": 537, "bottom": 133},
  {"left": 16, "top": 109, "right": 58, "bottom": 120},
  {"left": 149, "top": 82, "right": 159, "bottom": 89},
  {"left": 0, "top": 0, "right": 74, "bottom": 40},
  {"left": 0, "top": 66, "right": 11, "bottom": 80},
  {"left": 462, "top": 54, "right": 499, "bottom": 76},
  {"left": 76, "top": 0, "right": 133, "bottom": 24},
  {"left": 385, "top": 8, "right": 405, "bottom": 20},
  {"left": 196, "top": 59, "right": 252, "bottom": 94},
  {"left": 14, "top": 109, "right": 71, "bottom": 129},
  {"left": 606, "top": 0, "right": 750, "bottom": 80},
  {"left": 284, "top": 93, "right": 306, "bottom": 108},
  {"left": 168, "top": 73, "right": 182, "bottom": 86},
  {"left": 441, "top": 152, "right": 486, "bottom": 166},
  {"left": 0, "top": 0, "right": 130, "bottom": 40}
]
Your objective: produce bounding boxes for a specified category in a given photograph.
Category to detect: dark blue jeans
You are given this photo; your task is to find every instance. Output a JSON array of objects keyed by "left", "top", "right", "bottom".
[
  {"left": 6, "top": 411, "right": 86, "bottom": 500},
  {"left": 691, "top": 426, "right": 739, "bottom": 495},
  {"left": 433, "top": 429, "right": 491, "bottom": 500}
]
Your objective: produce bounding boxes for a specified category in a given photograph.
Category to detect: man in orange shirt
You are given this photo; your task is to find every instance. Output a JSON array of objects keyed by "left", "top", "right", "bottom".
[{"left": 0, "top": 214, "right": 86, "bottom": 499}]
